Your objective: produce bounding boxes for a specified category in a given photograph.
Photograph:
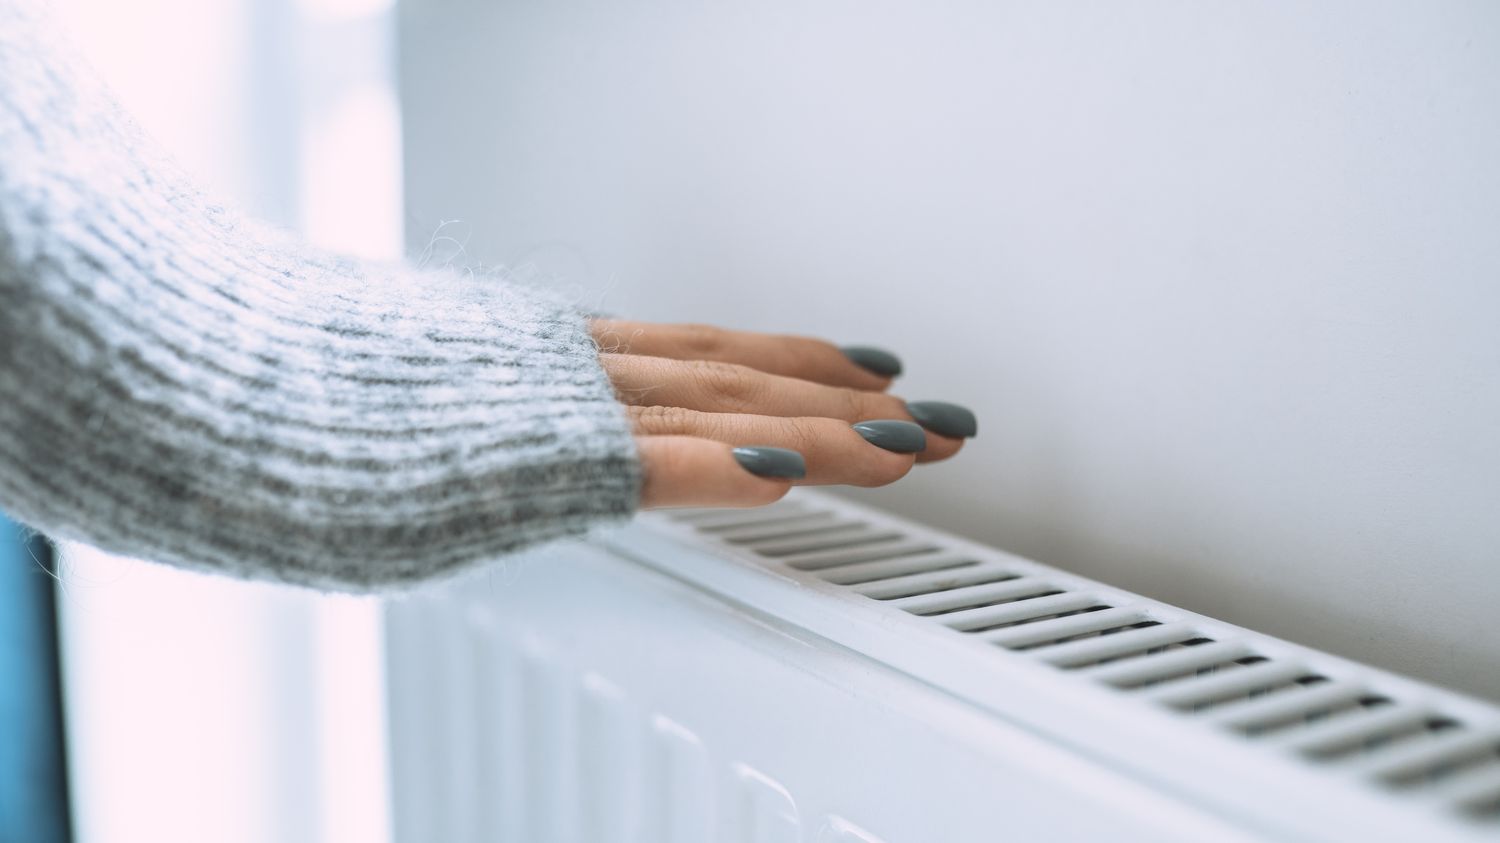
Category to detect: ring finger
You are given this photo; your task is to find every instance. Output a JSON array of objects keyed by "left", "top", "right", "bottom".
[{"left": 628, "top": 406, "right": 964, "bottom": 486}]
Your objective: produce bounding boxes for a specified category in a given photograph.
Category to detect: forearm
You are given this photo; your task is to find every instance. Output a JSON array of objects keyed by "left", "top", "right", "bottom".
[{"left": 0, "top": 1, "right": 640, "bottom": 590}]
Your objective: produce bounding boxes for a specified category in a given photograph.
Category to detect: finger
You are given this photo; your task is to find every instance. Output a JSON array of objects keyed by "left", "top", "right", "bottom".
[
  {"left": 636, "top": 435, "right": 798, "bottom": 509},
  {"left": 629, "top": 407, "right": 948, "bottom": 487},
  {"left": 603, "top": 353, "right": 912, "bottom": 423},
  {"left": 608, "top": 354, "right": 967, "bottom": 465},
  {"left": 914, "top": 436, "right": 964, "bottom": 465},
  {"left": 591, "top": 319, "right": 896, "bottom": 391}
]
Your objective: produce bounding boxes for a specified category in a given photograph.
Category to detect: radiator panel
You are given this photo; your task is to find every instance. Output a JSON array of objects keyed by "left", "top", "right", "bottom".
[
  {"left": 387, "top": 542, "right": 1250, "bottom": 842},
  {"left": 387, "top": 490, "right": 1500, "bottom": 842}
]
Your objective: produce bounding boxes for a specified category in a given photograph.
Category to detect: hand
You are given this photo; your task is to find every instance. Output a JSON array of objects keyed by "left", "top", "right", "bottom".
[{"left": 591, "top": 320, "right": 978, "bottom": 510}]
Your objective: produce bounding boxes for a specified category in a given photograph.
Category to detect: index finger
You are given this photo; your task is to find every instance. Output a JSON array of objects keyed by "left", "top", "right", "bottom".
[{"left": 591, "top": 319, "right": 898, "bottom": 391}]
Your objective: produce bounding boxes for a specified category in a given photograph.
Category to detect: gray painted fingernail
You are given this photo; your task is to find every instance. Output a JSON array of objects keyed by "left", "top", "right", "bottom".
[
  {"left": 841, "top": 346, "right": 903, "bottom": 377},
  {"left": 852, "top": 420, "right": 928, "bottom": 454},
  {"left": 906, "top": 401, "right": 978, "bottom": 438},
  {"left": 732, "top": 446, "right": 807, "bottom": 479}
]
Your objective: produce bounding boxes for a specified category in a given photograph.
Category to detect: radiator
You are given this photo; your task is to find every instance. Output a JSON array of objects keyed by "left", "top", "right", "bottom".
[{"left": 384, "top": 490, "right": 1500, "bottom": 842}]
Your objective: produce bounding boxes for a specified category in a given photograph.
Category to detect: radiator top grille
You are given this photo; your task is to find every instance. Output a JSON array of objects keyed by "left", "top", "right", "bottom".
[{"left": 662, "top": 497, "right": 1500, "bottom": 828}]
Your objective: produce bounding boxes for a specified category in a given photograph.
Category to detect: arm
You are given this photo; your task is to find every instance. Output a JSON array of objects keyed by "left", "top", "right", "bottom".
[{"left": 0, "top": 2, "right": 639, "bottom": 590}]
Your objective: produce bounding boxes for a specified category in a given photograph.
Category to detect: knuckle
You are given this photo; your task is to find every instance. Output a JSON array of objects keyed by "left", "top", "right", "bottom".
[
  {"left": 766, "top": 332, "right": 817, "bottom": 362},
  {"left": 629, "top": 404, "right": 698, "bottom": 435},
  {"left": 679, "top": 323, "right": 725, "bottom": 356},
  {"left": 785, "top": 416, "right": 827, "bottom": 455},
  {"left": 690, "top": 360, "right": 759, "bottom": 411},
  {"left": 839, "top": 387, "right": 871, "bottom": 421}
]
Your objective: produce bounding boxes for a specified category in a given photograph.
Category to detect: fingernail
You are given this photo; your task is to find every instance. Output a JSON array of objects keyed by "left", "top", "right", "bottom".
[
  {"left": 852, "top": 419, "right": 927, "bottom": 453},
  {"left": 905, "top": 401, "right": 978, "bottom": 438},
  {"left": 732, "top": 446, "right": 807, "bottom": 479},
  {"left": 841, "top": 346, "right": 903, "bottom": 377}
]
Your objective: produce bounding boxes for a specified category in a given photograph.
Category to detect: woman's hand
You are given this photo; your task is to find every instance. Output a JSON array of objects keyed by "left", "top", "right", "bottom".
[{"left": 591, "top": 320, "right": 978, "bottom": 510}]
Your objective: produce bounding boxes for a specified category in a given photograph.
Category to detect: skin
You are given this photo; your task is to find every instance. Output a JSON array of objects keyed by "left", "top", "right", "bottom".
[{"left": 590, "top": 319, "right": 966, "bottom": 510}]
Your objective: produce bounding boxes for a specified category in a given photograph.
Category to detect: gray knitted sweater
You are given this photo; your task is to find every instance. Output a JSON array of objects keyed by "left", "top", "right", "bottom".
[{"left": 0, "top": 2, "right": 641, "bottom": 591}]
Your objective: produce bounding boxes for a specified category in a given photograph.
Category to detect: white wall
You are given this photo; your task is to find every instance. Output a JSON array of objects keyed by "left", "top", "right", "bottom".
[{"left": 398, "top": 1, "right": 1500, "bottom": 701}]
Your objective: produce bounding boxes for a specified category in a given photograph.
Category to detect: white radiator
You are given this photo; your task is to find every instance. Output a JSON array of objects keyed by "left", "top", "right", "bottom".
[{"left": 384, "top": 490, "right": 1500, "bottom": 842}]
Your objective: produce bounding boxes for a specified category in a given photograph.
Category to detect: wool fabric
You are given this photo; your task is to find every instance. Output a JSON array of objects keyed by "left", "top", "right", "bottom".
[{"left": 0, "top": 2, "right": 642, "bottom": 591}]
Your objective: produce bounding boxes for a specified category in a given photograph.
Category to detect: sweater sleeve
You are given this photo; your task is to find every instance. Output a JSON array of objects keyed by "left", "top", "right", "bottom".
[{"left": 0, "top": 3, "right": 641, "bottom": 591}]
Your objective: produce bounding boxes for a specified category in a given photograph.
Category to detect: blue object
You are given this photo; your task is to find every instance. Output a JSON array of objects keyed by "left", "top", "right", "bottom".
[{"left": 0, "top": 516, "right": 71, "bottom": 843}]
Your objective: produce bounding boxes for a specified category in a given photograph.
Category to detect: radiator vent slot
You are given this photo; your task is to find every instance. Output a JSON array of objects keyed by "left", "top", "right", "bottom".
[
  {"left": 858, "top": 565, "right": 1013, "bottom": 599},
  {"left": 663, "top": 499, "right": 1500, "bottom": 824}
]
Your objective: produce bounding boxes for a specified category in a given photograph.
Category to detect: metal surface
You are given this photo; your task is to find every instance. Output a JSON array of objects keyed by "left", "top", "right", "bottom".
[{"left": 386, "top": 490, "right": 1500, "bottom": 842}]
